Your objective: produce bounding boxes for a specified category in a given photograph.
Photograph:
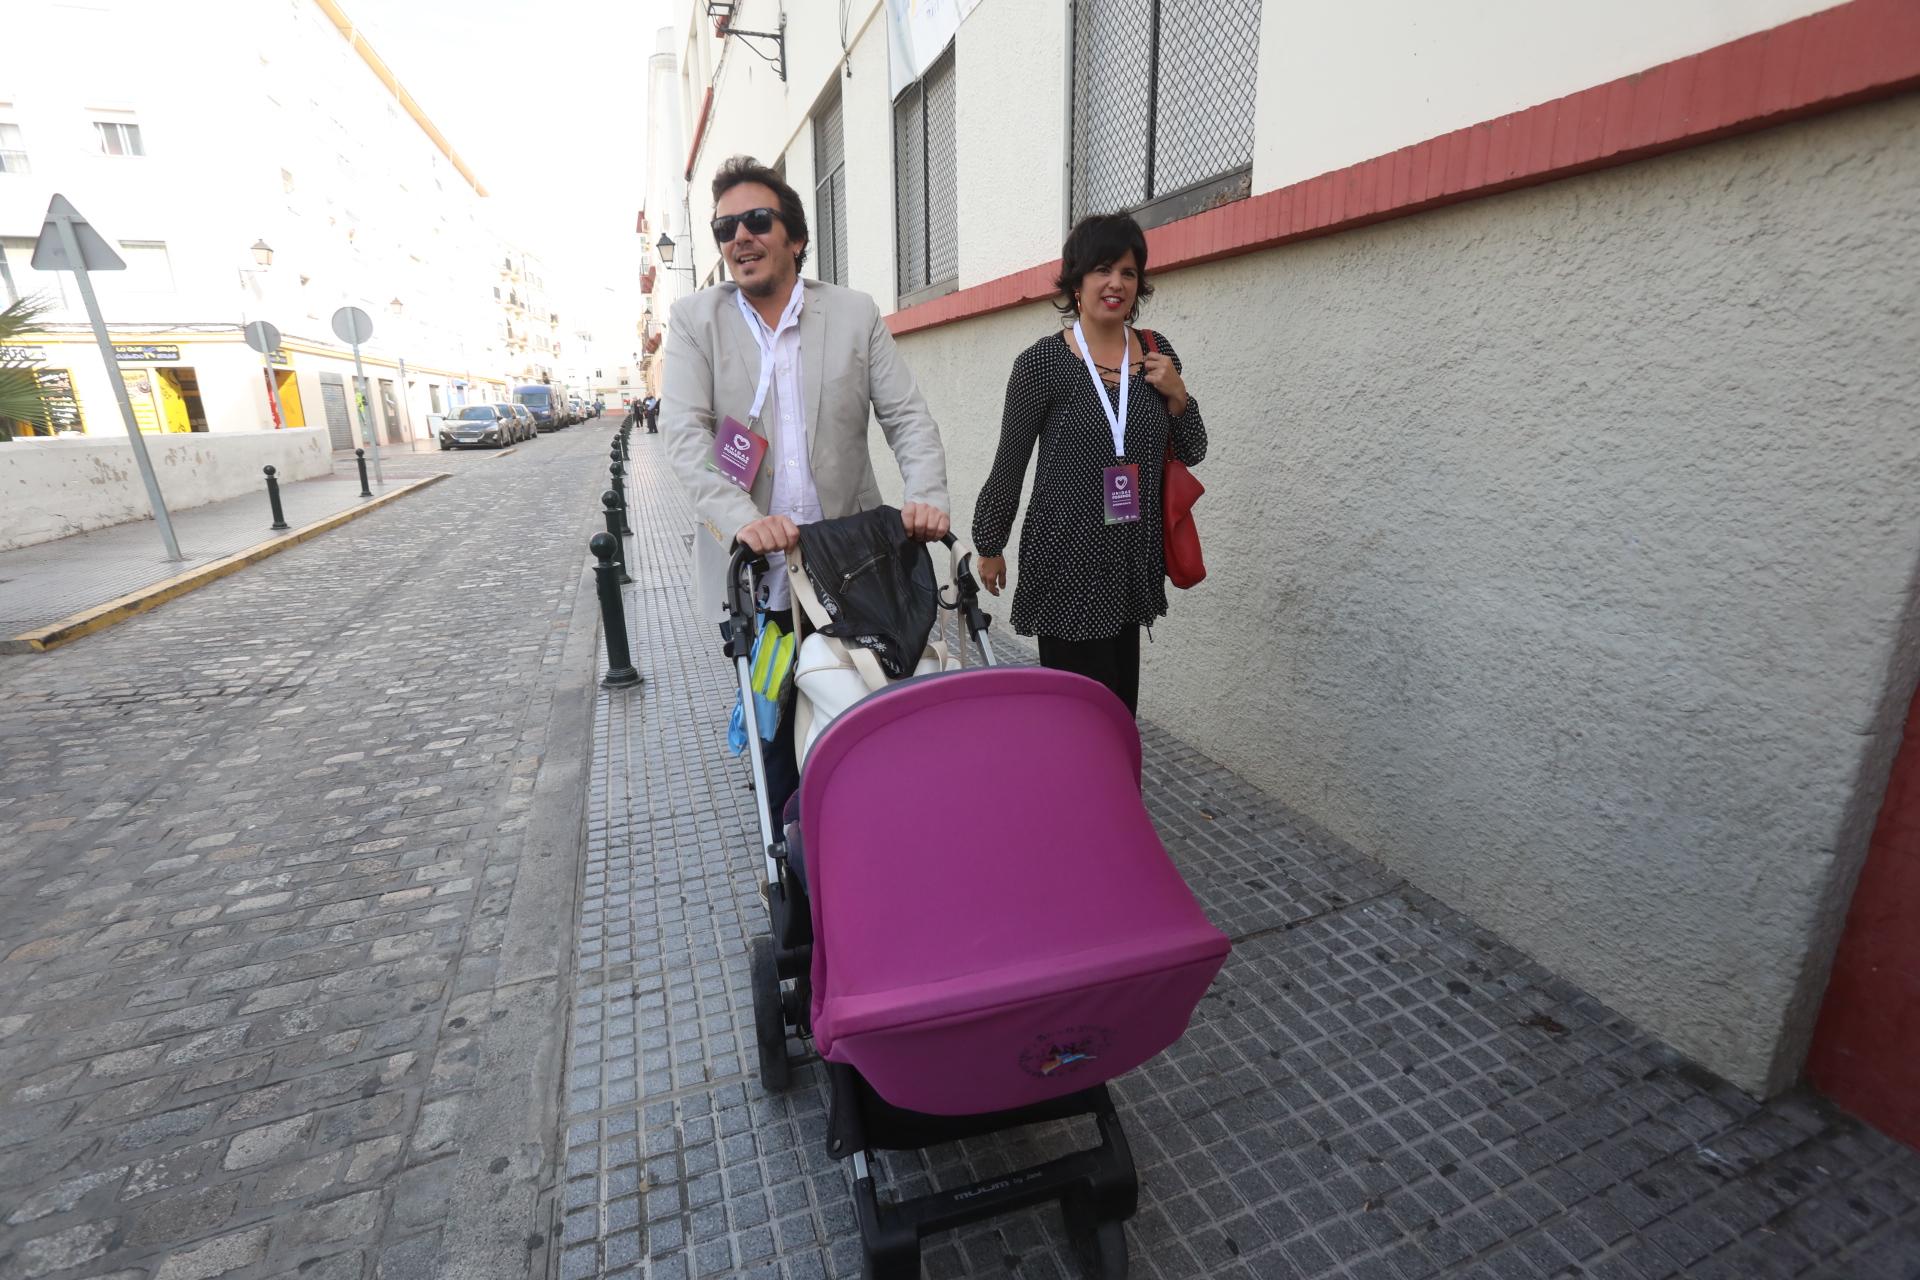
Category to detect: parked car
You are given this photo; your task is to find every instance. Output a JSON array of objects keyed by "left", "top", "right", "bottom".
[
  {"left": 513, "top": 383, "right": 565, "bottom": 432},
  {"left": 508, "top": 403, "right": 537, "bottom": 442},
  {"left": 443, "top": 404, "right": 515, "bottom": 449}
]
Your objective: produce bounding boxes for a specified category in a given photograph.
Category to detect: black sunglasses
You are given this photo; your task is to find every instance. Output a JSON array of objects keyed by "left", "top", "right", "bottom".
[{"left": 711, "top": 207, "right": 779, "bottom": 245}]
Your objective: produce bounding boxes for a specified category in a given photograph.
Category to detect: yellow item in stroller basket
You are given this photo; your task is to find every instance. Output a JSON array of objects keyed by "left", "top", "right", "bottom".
[{"left": 727, "top": 614, "right": 794, "bottom": 752}]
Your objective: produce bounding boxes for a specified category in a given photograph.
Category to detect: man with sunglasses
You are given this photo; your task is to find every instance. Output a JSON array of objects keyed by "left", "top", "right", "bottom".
[{"left": 663, "top": 155, "right": 950, "bottom": 813}]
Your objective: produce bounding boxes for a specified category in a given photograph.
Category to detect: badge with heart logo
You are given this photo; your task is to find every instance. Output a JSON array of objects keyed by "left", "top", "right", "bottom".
[
  {"left": 1103, "top": 463, "right": 1141, "bottom": 524},
  {"left": 710, "top": 416, "right": 769, "bottom": 491}
]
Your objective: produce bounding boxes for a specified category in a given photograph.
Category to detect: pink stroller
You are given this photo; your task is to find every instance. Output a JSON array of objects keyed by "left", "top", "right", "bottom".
[{"left": 723, "top": 518, "right": 1230, "bottom": 1279}]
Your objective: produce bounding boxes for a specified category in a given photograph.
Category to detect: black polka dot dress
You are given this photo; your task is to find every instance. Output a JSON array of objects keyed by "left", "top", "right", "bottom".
[{"left": 972, "top": 329, "right": 1208, "bottom": 641}]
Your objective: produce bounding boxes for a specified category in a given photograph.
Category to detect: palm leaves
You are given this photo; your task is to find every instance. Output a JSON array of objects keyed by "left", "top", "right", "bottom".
[{"left": 0, "top": 295, "right": 56, "bottom": 440}]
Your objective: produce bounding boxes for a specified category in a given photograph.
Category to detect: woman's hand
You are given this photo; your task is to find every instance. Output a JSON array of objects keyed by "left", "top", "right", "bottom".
[
  {"left": 975, "top": 554, "right": 1007, "bottom": 596},
  {"left": 1143, "top": 351, "right": 1188, "bottom": 418}
]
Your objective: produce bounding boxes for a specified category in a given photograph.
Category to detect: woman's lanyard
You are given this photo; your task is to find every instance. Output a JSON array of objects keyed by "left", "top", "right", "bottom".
[
  {"left": 1072, "top": 319, "right": 1129, "bottom": 460},
  {"left": 1073, "top": 320, "right": 1142, "bottom": 525}
]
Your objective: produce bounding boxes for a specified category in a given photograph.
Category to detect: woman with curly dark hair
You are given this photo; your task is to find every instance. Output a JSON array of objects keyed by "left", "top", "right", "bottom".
[{"left": 971, "top": 212, "right": 1207, "bottom": 716}]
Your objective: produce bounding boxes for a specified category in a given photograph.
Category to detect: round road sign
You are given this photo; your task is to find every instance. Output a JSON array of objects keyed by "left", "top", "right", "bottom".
[
  {"left": 330, "top": 306, "right": 374, "bottom": 345},
  {"left": 242, "top": 320, "right": 281, "bottom": 355}
]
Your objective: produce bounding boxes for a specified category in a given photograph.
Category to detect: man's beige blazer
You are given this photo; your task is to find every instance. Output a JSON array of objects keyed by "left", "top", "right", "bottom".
[{"left": 662, "top": 279, "right": 950, "bottom": 627}]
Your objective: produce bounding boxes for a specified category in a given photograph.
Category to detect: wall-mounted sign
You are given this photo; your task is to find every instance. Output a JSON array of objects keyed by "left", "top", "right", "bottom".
[
  {"left": 34, "top": 368, "right": 84, "bottom": 433},
  {"left": 0, "top": 344, "right": 44, "bottom": 363},
  {"left": 268, "top": 350, "right": 290, "bottom": 366},
  {"left": 113, "top": 344, "right": 180, "bottom": 362}
]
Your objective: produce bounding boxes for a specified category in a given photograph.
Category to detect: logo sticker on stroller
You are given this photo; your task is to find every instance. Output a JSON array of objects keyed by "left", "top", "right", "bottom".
[{"left": 1018, "top": 1026, "right": 1113, "bottom": 1079}]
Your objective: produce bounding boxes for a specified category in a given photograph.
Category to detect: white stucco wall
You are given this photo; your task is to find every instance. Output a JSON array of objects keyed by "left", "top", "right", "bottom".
[
  {"left": 955, "top": 0, "right": 1069, "bottom": 285},
  {"left": 1252, "top": 0, "right": 1847, "bottom": 192},
  {"left": 890, "top": 98, "right": 1920, "bottom": 1095},
  {"left": 0, "top": 427, "right": 332, "bottom": 551}
]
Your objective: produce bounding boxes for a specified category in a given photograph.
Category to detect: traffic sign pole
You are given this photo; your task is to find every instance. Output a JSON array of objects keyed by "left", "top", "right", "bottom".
[
  {"left": 331, "top": 307, "right": 382, "bottom": 487},
  {"left": 350, "top": 342, "right": 382, "bottom": 486},
  {"left": 53, "top": 213, "right": 182, "bottom": 561},
  {"left": 243, "top": 320, "right": 289, "bottom": 433}
]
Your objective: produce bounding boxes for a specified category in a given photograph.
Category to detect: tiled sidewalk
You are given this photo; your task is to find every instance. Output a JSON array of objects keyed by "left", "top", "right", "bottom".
[{"left": 565, "top": 434, "right": 1920, "bottom": 1279}]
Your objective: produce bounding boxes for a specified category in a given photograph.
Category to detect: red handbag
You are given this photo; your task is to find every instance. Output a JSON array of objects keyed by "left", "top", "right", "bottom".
[{"left": 1140, "top": 330, "right": 1206, "bottom": 589}]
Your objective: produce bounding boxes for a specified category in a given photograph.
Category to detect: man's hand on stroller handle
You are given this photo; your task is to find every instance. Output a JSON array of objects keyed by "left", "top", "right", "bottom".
[
  {"left": 901, "top": 503, "right": 951, "bottom": 543},
  {"left": 735, "top": 515, "right": 802, "bottom": 554},
  {"left": 736, "top": 507, "right": 950, "bottom": 554}
]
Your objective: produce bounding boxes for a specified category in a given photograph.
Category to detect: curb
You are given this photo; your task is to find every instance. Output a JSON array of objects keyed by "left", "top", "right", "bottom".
[{"left": 2, "top": 473, "right": 449, "bottom": 654}]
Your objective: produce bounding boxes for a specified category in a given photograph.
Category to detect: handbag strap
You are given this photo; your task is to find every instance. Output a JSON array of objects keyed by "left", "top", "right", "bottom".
[{"left": 1140, "top": 328, "right": 1159, "bottom": 355}]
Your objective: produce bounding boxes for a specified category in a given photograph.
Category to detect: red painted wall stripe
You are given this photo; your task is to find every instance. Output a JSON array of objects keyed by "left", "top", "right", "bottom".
[
  {"left": 685, "top": 86, "right": 714, "bottom": 184},
  {"left": 888, "top": 0, "right": 1920, "bottom": 336},
  {"left": 1808, "top": 683, "right": 1920, "bottom": 1151}
]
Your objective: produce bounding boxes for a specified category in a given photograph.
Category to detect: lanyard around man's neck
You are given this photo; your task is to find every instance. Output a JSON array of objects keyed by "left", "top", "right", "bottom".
[{"left": 736, "top": 279, "right": 805, "bottom": 429}]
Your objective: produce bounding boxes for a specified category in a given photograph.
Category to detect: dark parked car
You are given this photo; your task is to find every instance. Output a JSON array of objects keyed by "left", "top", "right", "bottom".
[
  {"left": 507, "top": 403, "right": 537, "bottom": 442},
  {"left": 442, "top": 404, "right": 515, "bottom": 449}
]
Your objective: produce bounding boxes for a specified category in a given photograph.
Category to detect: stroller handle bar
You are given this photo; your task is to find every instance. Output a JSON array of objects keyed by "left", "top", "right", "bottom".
[{"left": 724, "top": 529, "right": 993, "bottom": 663}]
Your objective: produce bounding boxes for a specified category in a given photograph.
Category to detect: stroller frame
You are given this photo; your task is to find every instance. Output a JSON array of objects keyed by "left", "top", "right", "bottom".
[{"left": 722, "top": 537, "right": 1137, "bottom": 1280}]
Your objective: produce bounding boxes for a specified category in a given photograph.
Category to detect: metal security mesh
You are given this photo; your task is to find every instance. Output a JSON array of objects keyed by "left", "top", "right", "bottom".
[
  {"left": 813, "top": 90, "right": 848, "bottom": 285},
  {"left": 893, "top": 80, "right": 925, "bottom": 296},
  {"left": 894, "top": 46, "right": 958, "bottom": 298},
  {"left": 924, "top": 49, "right": 959, "bottom": 286},
  {"left": 1072, "top": 0, "right": 1261, "bottom": 221},
  {"left": 1072, "top": 0, "right": 1153, "bottom": 215}
]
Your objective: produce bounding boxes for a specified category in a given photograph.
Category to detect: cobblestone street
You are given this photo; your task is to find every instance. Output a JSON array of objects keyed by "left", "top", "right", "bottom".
[
  {"left": 4, "top": 415, "right": 1920, "bottom": 1280},
  {"left": 0, "top": 425, "right": 615, "bottom": 1280}
]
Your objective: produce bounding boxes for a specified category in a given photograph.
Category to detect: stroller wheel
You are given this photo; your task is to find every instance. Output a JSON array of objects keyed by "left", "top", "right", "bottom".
[{"left": 749, "top": 937, "right": 790, "bottom": 1092}]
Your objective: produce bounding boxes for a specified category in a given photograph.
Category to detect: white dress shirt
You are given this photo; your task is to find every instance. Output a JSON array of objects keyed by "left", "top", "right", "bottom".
[{"left": 735, "top": 278, "right": 817, "bottom": 610}]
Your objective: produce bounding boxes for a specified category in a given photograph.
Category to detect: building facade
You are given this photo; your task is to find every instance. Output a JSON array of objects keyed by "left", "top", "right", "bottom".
[
  {"left": 647, "top": 0, "right": 1920, "bottom": 1118},
  {"left": 0, "top": 0, "right": 555, "bottom": 450}
]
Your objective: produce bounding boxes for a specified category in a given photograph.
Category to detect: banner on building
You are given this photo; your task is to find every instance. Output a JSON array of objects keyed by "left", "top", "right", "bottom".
[{"left": 886, "top": 0, "right": 980, "bottom": 98}]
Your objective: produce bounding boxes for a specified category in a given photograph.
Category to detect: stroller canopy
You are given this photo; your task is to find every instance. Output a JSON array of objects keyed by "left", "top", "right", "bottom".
[{"left": 800, "top": 668, "right": 1230, "bottom": 1115}]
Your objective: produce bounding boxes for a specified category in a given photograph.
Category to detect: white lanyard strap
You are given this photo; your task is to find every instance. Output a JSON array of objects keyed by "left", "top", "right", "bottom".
[
  {"left": 737, "top": 282, "right": 805, "bottom": 426},
  {"left": 1072, "top": 319, "right": 1129, "bottom": 459}
]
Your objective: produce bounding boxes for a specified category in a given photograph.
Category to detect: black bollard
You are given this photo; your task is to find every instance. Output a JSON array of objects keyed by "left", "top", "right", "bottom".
[
  {"left": 355, "top": 448, "right": 372, "bottom": 498},
  {"left": 602, "top": 491, "right": 632, "bottom": 584},
  {"left": 264, "top": 465, "right": 290, "bottom": 530},
  {"left": 610, "top": 460, "right": 632, "bottom": 537},
  {"left": 590, "top": 532, "right": 642, "bottom": 688}
]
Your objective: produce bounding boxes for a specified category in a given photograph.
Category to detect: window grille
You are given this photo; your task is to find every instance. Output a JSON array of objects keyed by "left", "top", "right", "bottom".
[
  {"left": 813, "top": 87, "right": 849, "bottom": 287},
  {"left": 1071, "top": 0, "right": 1260, "bottom": 226},
  {"left": 893, "top": 45, "right": 957, "bottom": 303},
  {"left": 0, "top": 123, "right": 28, "bottom": 174},
  {"left": 94, "top": 121, "right": 145, "bottom": 157}
]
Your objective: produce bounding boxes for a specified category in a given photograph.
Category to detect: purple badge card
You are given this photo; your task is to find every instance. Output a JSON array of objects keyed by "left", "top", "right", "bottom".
[
  {"left": 710, "top": 416, "right": 768, "bottom": 492},
  {"left": 1103, "top": 463, "right": 1141, "bottom": 524}
]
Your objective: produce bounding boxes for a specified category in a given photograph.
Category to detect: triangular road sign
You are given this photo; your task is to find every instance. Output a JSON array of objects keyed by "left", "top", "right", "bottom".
[{"left": 31, "top": 194, "right": 126, "bottom": 271}]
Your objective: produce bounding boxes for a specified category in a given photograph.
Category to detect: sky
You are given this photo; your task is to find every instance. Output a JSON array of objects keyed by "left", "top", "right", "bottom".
[{"left": 343, "top": 0, "right": 669, "bottom": 346}]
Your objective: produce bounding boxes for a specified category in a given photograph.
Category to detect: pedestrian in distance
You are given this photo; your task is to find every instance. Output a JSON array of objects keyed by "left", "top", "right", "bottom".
[
  {"left": 644, "top": 394, "right": 660, "bottom": 434},
  {"left": 971, "top": 212, "right": 1207, "bottom": 717},
  {"left": 663, "top": 153, "right": 951, "bottom": 816}
]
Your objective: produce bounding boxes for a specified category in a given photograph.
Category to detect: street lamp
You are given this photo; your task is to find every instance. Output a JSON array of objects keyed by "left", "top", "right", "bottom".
[
  {"left": 250, "top": 239, "right": 274, "bottom": 268},
  {"left": 386, "top": 297, "right": 418, "bottom": 447}
]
